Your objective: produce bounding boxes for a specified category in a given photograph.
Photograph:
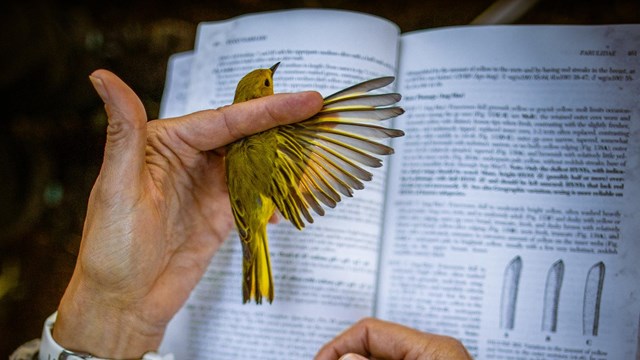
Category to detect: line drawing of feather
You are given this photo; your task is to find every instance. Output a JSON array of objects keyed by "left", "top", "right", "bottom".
[
  {"left": 500, "top": 256, "right": 522, "bottom": 330},
  {"left": 583, "top": 261, "right": 605, "bottom": 336},
  {"left": 541, "top": 259, "right": 564, "bottom": 332}
]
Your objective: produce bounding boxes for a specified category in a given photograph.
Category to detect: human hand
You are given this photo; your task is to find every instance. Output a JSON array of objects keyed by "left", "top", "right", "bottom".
[
  {"left": 52, "top": 69, "right": 323, "bottom": 358},
  {"left": 315, "top": 318, "right": 472, "bottom": 360}
]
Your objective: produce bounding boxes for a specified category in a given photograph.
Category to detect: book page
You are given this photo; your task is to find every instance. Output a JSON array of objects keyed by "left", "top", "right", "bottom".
[
  {"left": 156, "top": 52, "right": 194, "bottom": 359},
  {"left": 160, "top": 9, "right": 400, "bottom": 359},
  {"left": 186, "top": 9, "right": 399, "bottom": 111},
  {"left": 377, "top": 25, "right": 640, "bottom": 359},
  {"left": 159, "top": 51, "right": 193, "bottom": 119}
]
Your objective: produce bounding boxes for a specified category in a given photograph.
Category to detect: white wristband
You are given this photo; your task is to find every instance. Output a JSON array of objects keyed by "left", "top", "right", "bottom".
[{"left": 39, "top": 312, "right": 174, "bottom": 360}]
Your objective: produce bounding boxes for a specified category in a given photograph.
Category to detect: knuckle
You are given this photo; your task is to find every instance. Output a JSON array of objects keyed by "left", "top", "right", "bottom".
[{"left": 355, "top": 317, "right": 377, "bottom": 328}]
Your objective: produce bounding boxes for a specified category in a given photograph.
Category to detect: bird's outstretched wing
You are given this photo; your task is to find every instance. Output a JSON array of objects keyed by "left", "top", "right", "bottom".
[{"left": 270, "top": 76, "right": 404, "bottom": 229}]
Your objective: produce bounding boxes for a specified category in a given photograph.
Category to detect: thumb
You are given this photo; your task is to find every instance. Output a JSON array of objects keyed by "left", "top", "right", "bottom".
[{"left": 89, "top": 69, "right": 147, "bottom": 196}]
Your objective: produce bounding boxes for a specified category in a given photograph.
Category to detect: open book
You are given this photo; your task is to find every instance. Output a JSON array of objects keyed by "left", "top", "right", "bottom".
[{"left": 158, "top": 9, "right": 640, "bottom": 359}]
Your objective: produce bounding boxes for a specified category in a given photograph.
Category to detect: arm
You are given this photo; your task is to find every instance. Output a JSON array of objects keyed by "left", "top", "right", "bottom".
[{"left": 51, "top": 69, "right": 323, "bottom": 358}]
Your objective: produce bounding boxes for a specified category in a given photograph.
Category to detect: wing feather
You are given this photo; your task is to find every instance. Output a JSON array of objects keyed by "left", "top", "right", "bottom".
[
  {"left": 277, "top": 133, "right": 341, "bottom": 205},
  {"left": 322, "top": 93, "right": 401, "bottom": 110},
  {"left": 306, "top": 121, "right": 405, "bottom": 138},
  {"left": 276, "top": 141, "right": 335, "bottom": 212},
  {"left": 269, "top": 76, "right": 404, "bottom": 228},
  {"left": 298, "top": 129, "right": 396, "bottom": 155},
  {"left": 305, "top": 152, "right": 356, "bottom": 197},
  {"left": 314, "top": 107, "right": 405, "bottom": 121},
  {"left": 324, "top": 76, "right": 395, "bottom": 103}
]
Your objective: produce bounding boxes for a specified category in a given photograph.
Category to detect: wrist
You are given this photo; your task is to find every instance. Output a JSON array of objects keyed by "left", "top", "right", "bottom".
[{"left": 54, "top": 272, "right": 166, "bottom": 359}]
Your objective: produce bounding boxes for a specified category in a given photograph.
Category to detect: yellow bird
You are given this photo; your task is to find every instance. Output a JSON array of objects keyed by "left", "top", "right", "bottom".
[{"left": 226, "top": 62, "right": 404, "bottom": 304}]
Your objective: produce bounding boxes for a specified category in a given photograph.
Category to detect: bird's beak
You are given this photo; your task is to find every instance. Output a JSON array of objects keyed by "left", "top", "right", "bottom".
[{"left": 270, "top": 62, "right": 280, "bottom": 74}]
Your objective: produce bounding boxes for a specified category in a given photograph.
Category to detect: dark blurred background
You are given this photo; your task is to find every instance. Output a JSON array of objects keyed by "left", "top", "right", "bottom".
[{"left": 1, "top": 0, "right": 638, "bottom": 356}]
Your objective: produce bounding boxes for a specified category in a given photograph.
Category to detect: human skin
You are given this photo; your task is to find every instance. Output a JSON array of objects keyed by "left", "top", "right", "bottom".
[
  {"left": 53, "top": 69, "right": 323, "bottom": 358},
  {"left": 315, "top": 317, "right": 472, "bottom": 360}
]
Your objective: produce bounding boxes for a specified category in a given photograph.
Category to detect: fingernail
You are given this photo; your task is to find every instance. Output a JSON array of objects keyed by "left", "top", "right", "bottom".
[
  {"left": 339, "top": 354, "right": 368, "bottom": 360},
  {"left": 89, "top": 75, "right": 110, "bottom": 102}
]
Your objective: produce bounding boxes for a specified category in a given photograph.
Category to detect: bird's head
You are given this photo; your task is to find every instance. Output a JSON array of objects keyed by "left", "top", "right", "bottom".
[{"left": 233, "top": 62, "right": 280, "bottom": 103}]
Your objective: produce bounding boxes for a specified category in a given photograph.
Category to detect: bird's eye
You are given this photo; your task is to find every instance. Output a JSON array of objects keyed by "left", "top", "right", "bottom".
[{"left": 264, "top": 79, "right": 270, "bottom": 87}]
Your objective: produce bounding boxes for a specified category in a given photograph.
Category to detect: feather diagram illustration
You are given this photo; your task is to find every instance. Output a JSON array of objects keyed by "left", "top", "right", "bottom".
[
  {"left": 541, "top": 260, "right": 564, "bottom": 332},
  {"left": 583, "top": 261, "right": 605, "bottom": 336},
  {"left": 500, "top": 256, "right": 522, "bottom": 330}
]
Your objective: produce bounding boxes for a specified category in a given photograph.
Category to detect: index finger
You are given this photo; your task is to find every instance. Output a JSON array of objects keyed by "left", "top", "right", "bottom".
[
  {"left": 169, "top": 91, "right": 323, "bottom": 152},
  {"left": 314, "top": 318, "right": 472, "bottom": 360}
]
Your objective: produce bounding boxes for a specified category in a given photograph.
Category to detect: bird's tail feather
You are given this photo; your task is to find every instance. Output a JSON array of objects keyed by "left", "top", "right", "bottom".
[{"left": 242, "top": 226, "right": 274, "bottom": 304}]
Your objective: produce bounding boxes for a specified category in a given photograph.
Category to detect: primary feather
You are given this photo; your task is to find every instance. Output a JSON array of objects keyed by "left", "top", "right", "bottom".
[{"left": 225, "top": 62, "right": 404, "bottom": 304}]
